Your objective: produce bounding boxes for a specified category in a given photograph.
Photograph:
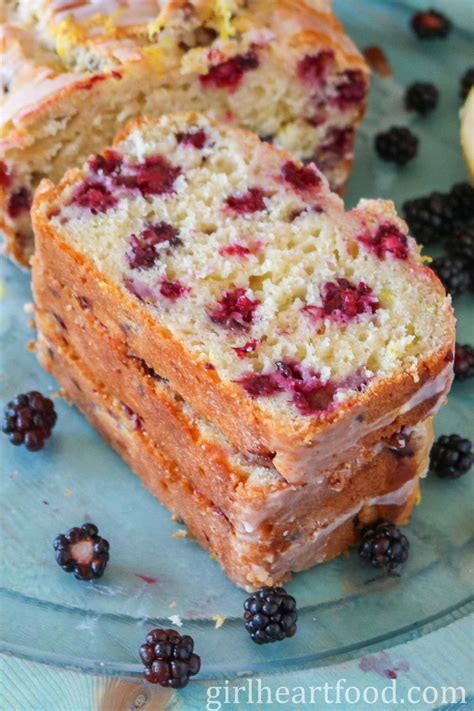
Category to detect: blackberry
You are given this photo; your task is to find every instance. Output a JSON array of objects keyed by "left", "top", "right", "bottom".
[
  {"left": 2, "top": 391, "right": 57, "bottom": 451},
  {"left": 243, "top": 586, "right": 297, "bottom": 645},
  {"left": 53, "top": 523, "right": 109, "bottom": 580},
  {"left": 449, "top": 226, "right": 474, "bottom": 263},
  {"left": 359, "top": 521, "right": 409, "bottom": 571},
  {"left": 139, "top": 629, "right": 200, "bottom": 688},
  {"left": 405, "top": 82, "right": 439, "bottom": 114},
  {"left": 375, "top": 127, "right": 418, "bottom": 165},
  {"left": 411, "top": 9, "right": 452, "bottom": 39},
  {"left": 447, "top": 182, "right": 474, "bottom": 222},
  {"left": 403, "top": 192, "right": 458, "bottom": 242},
  {"left": 431, "top": 255, "right": 472, "bottom": 296},
  {"left": 460, "top": 67, "right": 474, "bottom": 100},
  {"left": 454, "top": 343, "right": 474, "bottom": 381},
  {"left": 430, "top": 434, "right": 473, "bottom": 479}
]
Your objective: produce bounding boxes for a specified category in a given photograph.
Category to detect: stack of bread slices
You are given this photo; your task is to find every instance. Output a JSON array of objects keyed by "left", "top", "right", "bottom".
[{"left": 31, "top": 113, "right": 455, "bottom": 589}]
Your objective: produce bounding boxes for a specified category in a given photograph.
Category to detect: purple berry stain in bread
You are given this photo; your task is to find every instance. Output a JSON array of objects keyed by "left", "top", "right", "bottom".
[
  {"left": 317, "top": 127, "right": 355, "bottom": 169},
  {"left": 219, "top": 243, "right": 251, "bottom": 258},
  {"left": 176, "top": 129, "right": 208, "bottom": 149},
  {"left": 358, "top": 222, "right": 409, "bottom": 260},
  {"left": 127, "top": 222, "right": 181, "bottom": 270},
  {"left": 200, "top": 51, "right": 259, "bottom": 91},
  {"left": 0, "top": 161, "right": 11, "bottom": 188},
  {"left": 303, "top": 278, "right": 379, "bottom": 324},
  {"left": 297, "top": 50, "right": 335, "bottom": 87},
  {"left": 72, "top": 180, "right": 118, "bottom": 214},
  {"left": 237, "top": 372, "right": 283, "bottom": 397},
  {"left": 210, "top": 288, "right": 260, "bottom": 330},
  {"left": 281, "top": 161, "right": 321, "bottom": 191},
  {"left": 226, "top": 188, "right": 267, "bottom": 214},
  {"left": 334, "top": 69, "right": 367, "bottom": 108},
  {"left": 160, "top": 279, "right": 189, "bottom": 300},
  {"left": 88, "top": 150, "right": 123, "bottom": 176},
  {"left": 131, "top": 156, "right": 181, "bottom": 197},
  {"left": 7, "top": 187, "right": 32, "bottom": 218},
  {"left": 237, "top": 360, "right": 336, "bottom": 415},
  {"left": 233, "top": 339, "right": 259, "bottom": 359}
]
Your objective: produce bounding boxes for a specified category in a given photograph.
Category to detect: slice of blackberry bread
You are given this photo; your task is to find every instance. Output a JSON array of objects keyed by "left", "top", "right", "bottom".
[
  {"left": 32, "top": 112, "right": 455, "bottom": 483},
  {"left": 37, "top": 320, "right": 429, "bottom": 588},
  {"left": 1, "top": 0, "right": 369, "bottom": 266}
]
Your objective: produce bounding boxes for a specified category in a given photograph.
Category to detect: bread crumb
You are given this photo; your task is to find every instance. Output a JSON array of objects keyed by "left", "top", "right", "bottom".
[
  {"left": 172, "top": 528, "right": 191, "bottom": 539},
  {"left": 23, "top": 302, "right": 35, "bottom": 313},
  {"left": 168, "top": 614, "right": 183, "bottom": 627},
  {"left": 26, "top": 340, "right": 36, "bottom": 352},
  {"left": 64, "top": 489, "right": 73, "bottom": 497},
  {"left": 169, "top": 600, "right": 177, "bottom": 608},
  {"left": 212, "top": 614, "right": 225, "bottom": 629}
]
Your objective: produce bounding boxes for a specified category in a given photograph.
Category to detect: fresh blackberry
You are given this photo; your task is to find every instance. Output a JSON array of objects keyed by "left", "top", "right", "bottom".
[
  {"left": 2, "top": 391, "right": 57, "bottom": 451},
  {"left": 411, "top": 9, "right": 451, "bottom": 39},
  {"left": 449, "top": 226, "right": 474, "bottom": 263},
  {"left": 460, "top": 67, "right": 474, "bottom": 100},
  {"left": 454, "top": 343, "right": 474, "bottom": 381},
  {"left": 53, "top": 523, "right": 110, "bottom": 580},
  {"left": 430, "top": 434, "right": 473, "bottom": 479},
  {"left": 359, "top": 521, "right": 409, "bottom": 571},
  {"left": 431, "top": 255, "right": 472, "bottom": 296},
  {"left": 139, "top": 628, "right": 200, "bottom": 688},
  {"left": 403, "top": 192, "right": 458, "bottom": 242},
  {"left": 447, "top": 182, "right": 474, "bottom": 222},
  {"left": 375, "top": 127, "right": 418, "bottom": 165},
  {"left": 405, "top": 82, "right": 439, "bottom": 114},
  {"left": 243, "top": 586, "right": 297, "bottom": 645}
]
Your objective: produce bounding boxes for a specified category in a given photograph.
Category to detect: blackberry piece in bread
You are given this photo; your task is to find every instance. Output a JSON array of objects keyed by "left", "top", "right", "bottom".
[
  {"left": 1, "top": 0, "right": 369, "bottom": 266},
  {"left": 31, "top": 112, "right": 455, "bottom": 485}
]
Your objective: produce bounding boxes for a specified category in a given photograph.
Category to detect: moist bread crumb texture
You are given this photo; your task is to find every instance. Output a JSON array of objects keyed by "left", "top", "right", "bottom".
[
  {"left": 1, "top": 0, "right": 369, "bottom": 265},
  {"left": 31, "top": 112, "right": 455, "bottom": 588}
]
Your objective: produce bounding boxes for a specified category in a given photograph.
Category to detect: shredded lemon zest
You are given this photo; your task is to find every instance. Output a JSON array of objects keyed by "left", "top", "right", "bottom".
[
  {"left": 213, "top": 0, "right": 237, "bottom": 39},
  {"left": 421, "top": 254, "right": 433, "bottom": 264},
  {"left": 147, "top": 13, "right": 165, "bottom": 39},
  {"left": 54, "top": 18, "right": 83, "bottom": 62},
  {"left": 143, "top": 45, "right": 165, "bottom": 72},
  {"left": 54, "top": 10, "right": 123, "bottom": 61},
  {"left": 415, "top": 489, "right": 422, "bottom": 506},
  {"left": 212, "top": 614, "right": 225, "bottom": 629}
]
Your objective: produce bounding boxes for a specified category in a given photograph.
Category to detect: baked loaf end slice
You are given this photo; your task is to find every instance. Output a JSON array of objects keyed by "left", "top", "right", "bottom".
[
  {"left": 32, "top": 112, "right": 455, "bottom": 483},
  {"left": 1, "top": 0, "right": 369, "bottom": 266}
]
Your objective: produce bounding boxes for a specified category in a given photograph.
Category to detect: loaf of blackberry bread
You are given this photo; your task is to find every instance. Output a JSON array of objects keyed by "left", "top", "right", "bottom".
[
  {"left": 1, "top": 0, "right": 369, "bottom": 266},
  {"left": 37, "top": 316, "right": 430, "bottom": 589},
  {"left": 32, "top": 113, "right": 455, "bottom": 485}
]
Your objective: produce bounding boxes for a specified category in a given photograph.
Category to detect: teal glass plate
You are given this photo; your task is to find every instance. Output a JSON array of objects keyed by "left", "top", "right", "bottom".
[{"left": 0, "top": 0, "right": 473, "bottom": 681}]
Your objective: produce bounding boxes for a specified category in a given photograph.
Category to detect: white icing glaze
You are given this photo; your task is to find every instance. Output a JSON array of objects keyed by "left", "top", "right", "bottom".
[
  {"left": 251, "top": 475, "right": 419, "bottom": 581},
  {"left": 272, "top": 362, "right": 453, "bottom": 483},
  {"left": 237, "top": 419, "right": 432, "bottom": 535},
  {"left": 2, "top": 70, "right": 86, "bottom": 128},
  {"left": 46, "top": 1, "right": 161, "bottom": 28}
]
